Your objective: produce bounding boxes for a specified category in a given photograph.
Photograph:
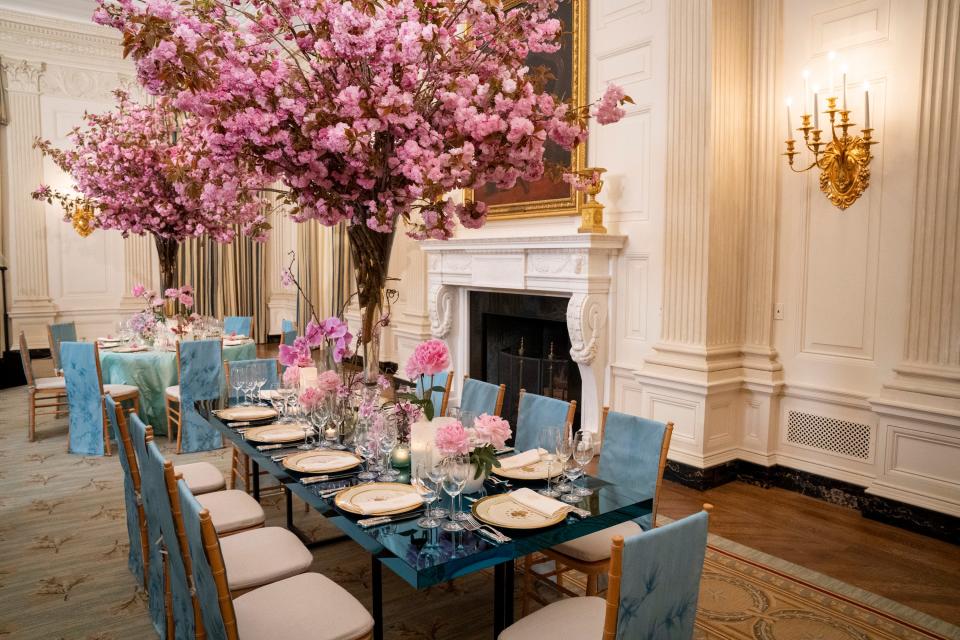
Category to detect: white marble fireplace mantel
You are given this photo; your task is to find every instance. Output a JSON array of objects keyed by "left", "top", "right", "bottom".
[{"left": 420, "top": 234, "right": 626, "bottom": 432}]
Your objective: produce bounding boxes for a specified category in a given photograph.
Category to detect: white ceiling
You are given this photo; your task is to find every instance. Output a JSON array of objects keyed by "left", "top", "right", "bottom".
[{"left": 0, "top": 0, "right": 98, "bottom": 24}]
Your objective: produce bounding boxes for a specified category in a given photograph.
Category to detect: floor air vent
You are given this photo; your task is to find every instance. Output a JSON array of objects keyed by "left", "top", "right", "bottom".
[{"left": 785, "top": 410, "right": 871, "bottom": 460}]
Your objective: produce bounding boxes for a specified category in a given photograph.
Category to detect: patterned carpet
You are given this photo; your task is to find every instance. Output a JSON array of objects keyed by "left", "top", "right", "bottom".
[{"left": 1, "top": 384, "right": 958, "bottom": 640}]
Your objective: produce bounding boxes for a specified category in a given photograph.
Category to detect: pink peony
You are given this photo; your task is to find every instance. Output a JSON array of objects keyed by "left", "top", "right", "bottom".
[
  {"left": 131, "top": 283, "right": 147, "bottom": 297},
  {"left": 178, "top": 292, "right": 194, "bottom": 307},
  {"left": 472, "top": 414, "right": 511, "bottom": 450},
  {"left": 299, "top": 385, "right": 324, "bottom": 411},
  {"left": 282, "top": 365, "right": 300, "bottom": 386},
  {"left": 316, "top": 369, "right": 340, "bottom": 396},
  {"left": 405, "top": 339, "right": 450, "bottom": 379},
  {"left": 435, "top": 420, "right": 472, "bottom": 456}
]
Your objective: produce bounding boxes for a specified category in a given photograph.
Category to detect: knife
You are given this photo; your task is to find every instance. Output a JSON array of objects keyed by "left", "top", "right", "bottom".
[
  {"left": 357, "top": 510, "right": 425, "bottom": 528},
  {"left": 299, "top": 470, "right": 362, "bottom": 484}
]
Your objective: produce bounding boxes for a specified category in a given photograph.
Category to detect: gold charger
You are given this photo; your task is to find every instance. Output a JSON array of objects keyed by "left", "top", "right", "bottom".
[
  {"left": 242, "top": 424, "right": 308, "bottom": 444},
  {"left": 492, "top": 458, "right": 565, "bottom": 481},
  {"left": 215, "top": 406, "right": 278, "bottom": 421},
  {"left": 334, "top": 482, "right": 422, "bottom": 516},
  {"left": 283, "top": 450, "right": 361, "bottom": 474},
  {"left": 471, "top": 494, "right": 567, "bottom": 530}
]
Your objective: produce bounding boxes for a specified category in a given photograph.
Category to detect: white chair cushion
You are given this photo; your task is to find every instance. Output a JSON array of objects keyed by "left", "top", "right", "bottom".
[
  {"left": 175, "top": 462, "right": 226, "bottom": 495},
  {"left": 550, "top": 520, "right": 643, "bottom": 563},
  {"left": 35, "top": 377, "right": 66, "bottom": 391},
  {"left": 234, "top": 572, "right": 374, "bottom": 640},
  {"left": 220, "top": 527, "right": 313, "bottom": 591},
  {"left": 165, "top": 385, "right": 180, "bottom": 400},
  {"left": 104, "top": 383, "right": 140, "bottom": 399},
  {"left": 195, "top": 489, "right": 265, "bottom": 534},
  {"left": 499, "top": 596, "right": 606, "bottom": 640}
]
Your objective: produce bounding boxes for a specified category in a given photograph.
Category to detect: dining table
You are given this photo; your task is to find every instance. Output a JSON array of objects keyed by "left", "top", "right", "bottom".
[
  {"left": 202, "top": 403, "right": 652, "bottom": 640},
  {"left": 100, "top": 340, "right": 257, "bottom": 434}
]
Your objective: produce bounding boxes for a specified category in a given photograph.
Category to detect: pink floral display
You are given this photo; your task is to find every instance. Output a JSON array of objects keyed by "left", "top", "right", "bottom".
[
  {"left": 316, "top": 370, "right": 341, "bottom": 396},
  {"left": 281, "top": 366, "right": 301, "bottom": 387},
  {"left": 435, "top": 420, "right": 472, "bottom": 457},
  {"left": 472, "top": 414, "right": 512, "bottom": 450},
  {"left": 298, "top": 385, "right": 325, "bottom": 412},
  {"left": 405, "top": 339, "right": 450, "bottom": 379}
]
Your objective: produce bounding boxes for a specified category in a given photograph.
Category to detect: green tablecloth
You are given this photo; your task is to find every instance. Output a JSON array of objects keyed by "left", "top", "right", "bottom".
[{"left": 99, "top": 342, "right": 257, "bottom": 435}]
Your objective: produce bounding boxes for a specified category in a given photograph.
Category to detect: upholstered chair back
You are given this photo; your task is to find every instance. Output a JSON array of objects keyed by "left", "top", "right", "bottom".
[
  {"left": 460, "top": 377, "right": 505, "bottom": 417},
  {"left": 105, "top": 396, "right": 146, "bottom": 586},
  {"left": 224, "top": 358, "right": 280, "bottom": 403},
  {"left": 281, "top": 318, "right": 297, "bottom": 346},
  {"left": 177, "top": 339, "right": 224, "bottom": 452},
  {"left": 47, "top": 321, "right": 77, "bottom": 372},
  {"left": 223, "top": 316, "right": 252, "bottom": 337},
  {"left": 514, "top": 390, "right": 574, "bottom": 453},
  {"left": 60, "top": 341, "right": 106, "bottom": 455}
]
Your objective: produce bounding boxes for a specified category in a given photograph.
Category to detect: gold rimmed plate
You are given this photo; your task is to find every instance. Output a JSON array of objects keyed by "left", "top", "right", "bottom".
[
  {"left": 242, "top": 424, "right": 307, "bottom": 444},
  {"left": 471, "top": 494, "right": 567, "bottom": 530},
  {"left": 334, "top": 482, "right": 422, "bottom": 516},
  {"left": 492, "top": 458, "right": 564, "bottom": 481},
  {"left": 113, "top": 346, "right": 148, "bottom": 353},
  {"left": 215, "top": 406, "right": 278, "bottom": 422},
  {"left": 283, "top": 450, "right": 361, "bottom": 475}
]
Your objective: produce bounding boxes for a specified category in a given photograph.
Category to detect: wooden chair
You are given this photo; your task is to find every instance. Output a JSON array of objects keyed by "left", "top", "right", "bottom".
[
  {"left": 514, "top": 389, "right": 577, "bottom": 451},
  {"left": 521, "top": 407, "right": 673, "bottom": 611},
  {"left": 223, "top": 358, "right": 282, "bottom": 494},
  {"left": 503, "top": 506, "right": 711, "bottom": 640},
  {"left": 281, "top": 318, "right": 297, "bottom": 346},
  {"left": 19, "top": 331, "right": 69, "bottom": 442},
  {"left": 224, "top": 315, "right": 254, "bottom": 338},
  {"left": 460, "top": 375, "right": 506, "bottom": 417},
  {"left": 46, "top": 321, "right": 77, "bottom": 375},
  {"left": 415, "top": 369, "right": 453, "bottom": 417},
  {"left": 165, "top": 339, "right": 224, "bottom": 453}
]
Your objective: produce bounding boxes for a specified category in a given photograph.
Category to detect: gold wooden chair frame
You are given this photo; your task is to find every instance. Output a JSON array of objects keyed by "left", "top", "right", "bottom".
[
  {"left": 462, "top": 374, "right": 506, "bottom": 416},
  {"left": 112, "top": 403, "right": 151, "bottom": 590},
  {"left": 521, "top": 407, "right": 673, "bottom": 612},
  {"left": 439, "top": 370, "right": 454, "bottom": 417},
  {"left": 20, "top": 332, "right": 69, "bottom": 442}
]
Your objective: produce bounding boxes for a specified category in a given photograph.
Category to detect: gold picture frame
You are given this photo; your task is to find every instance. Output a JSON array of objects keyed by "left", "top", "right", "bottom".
[{"left": 467, "top": 0, "right": 588, "bottom": 220}]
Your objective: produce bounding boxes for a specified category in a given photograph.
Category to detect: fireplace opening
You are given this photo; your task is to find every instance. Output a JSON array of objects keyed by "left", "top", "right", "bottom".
[{"left": 468, "top": 291, "right": 581, "bottom": 432}]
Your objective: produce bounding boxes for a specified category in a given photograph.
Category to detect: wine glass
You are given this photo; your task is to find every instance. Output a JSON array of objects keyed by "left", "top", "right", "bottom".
[
  {"left": 538, "top": 429, "right": 561, "bottom": 498},
  {"left": 354, "top": 425, "right": 379, "bottom": 481},
  {"left": 230, "top": 368, "right": 245, "bottom": 407},
  {"left": 277, "top": 379, "right": 297, "bottom": 423},
  {"left": 378, "top": 420, "right": 400, "bottom": 481},
  {"left": 414, "top": 463, "right": 442, "bottom": 529},
  {"left": 242, "top": 373, "right": 258, "bottom": 407},
  {"left": 309, "top": 408, "right": 327, "bottom": 449},
  {"left": 560, "top": 456, "right": 584, "bottom": 504},
  {"left": 254, "top": 372, "right": 268, "bottom": 404},
  {"left": 426, "top": 462, "right": 449, "bottom": 519},
  {"left": 441, "top": 455, "right": 469, "bottom": 532},
  {"left": 573, "top": 431, "right": 596, "bottom": 497},
  {"left": 445, "top": 407, "right": 461, "bottom": 420},
  {"left": 554, "top": 431, "right": 574, "bottom": 493}
]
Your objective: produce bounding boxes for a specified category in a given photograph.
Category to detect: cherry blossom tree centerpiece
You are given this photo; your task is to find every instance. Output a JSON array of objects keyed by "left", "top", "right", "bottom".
[{"left": 96, "top": 0, "right": 629, "bottom": 379}]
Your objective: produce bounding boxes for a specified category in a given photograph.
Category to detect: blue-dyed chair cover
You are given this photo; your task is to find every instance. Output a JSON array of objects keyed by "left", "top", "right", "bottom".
[
  {"left": 460, "top": 377, "right": 502, "bottom": 417},
  {"left": 415, "top": 370, "right": 449, "bottom": 417},
  {"left": 224, "top": 316, "right": 252, "bottom": 337},
  {"left": 615, "top": 511, "right": 708, "bottom": 639},
  {"left": 177, "top": 478, "right": 232, "bottom": 639},
  {"left": 598, "top": 411, "right": 669, "bottom": 530},
  {"left": 140, "top": 430, "right": 195, "bottom": 639},
  {"left": 514, "top": 391, "right": 571, "bottom": 453},
  {"left": 281, "top": 318, "right": 297, "bottom": 346},
  {"left": 48, "top": 321, "right": 77, "bottom": 372},
  {"left": 129, "top": 414, "right": 167, "bottom": 635},
  {"left": 105, "top": 395, "right": 145, "bottom": 587},
  {"left": 178, "top": 339, "right": 224, "bottom": 453},
  {"left": 227, "top": 358, "right": 279, "bottom": 403},
  {"left": 61, "top": 342, "right": 107, "bottom": 456}
]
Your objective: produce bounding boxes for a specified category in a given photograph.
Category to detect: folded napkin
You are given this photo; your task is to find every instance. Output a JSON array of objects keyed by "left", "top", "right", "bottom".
[
  {"left": 510, "top": 488, "right": 569, "bottom": 518},
  {"left": 299, "top": 456, "right": 357, "bottom": 472},
  {"left": 353, "top": 492, "right": 422, "bottom": 515},
  {"left": 498, "top": 448, "right": 547, "bottom": 470},
  {"left": 227, "top": 334, "right": 247, "bottom": 340},
  {"left": 256, "top": 427, "right": 307, "bottom": 442},
  {"left": 224, "top": 339, "right": 247, "bottom": 346},
  {"left": 259, "top": 389, "right": 280, "bottom": 400}
]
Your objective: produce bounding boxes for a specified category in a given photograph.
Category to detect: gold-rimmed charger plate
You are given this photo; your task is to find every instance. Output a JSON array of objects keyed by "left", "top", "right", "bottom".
[
  {"left": 334, "top": 482, "right": 422, "bottom": 516},
  {"left": 492, "top": 458, "right": 565, "bottom": 481},
  {"left": 283, "top": 450, "right": 361, "bottom": 474},
  {"left": 242, "top": 424, "right": 307, "bottom": 444},
  {"left": 471, "top": 494, "right": 567, "bottom": 530},
  {"left": 215, "top": 406, "right": 278, "bottom": 421},
  {"left": 113, "top": 346, "right": 148, "bottom": 353}
]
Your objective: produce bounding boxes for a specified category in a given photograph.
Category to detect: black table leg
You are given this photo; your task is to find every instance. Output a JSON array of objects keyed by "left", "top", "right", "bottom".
[
  {"left": 285, "top": 486, "right": 293, "bottom": 529},
  {"left": 504, "top": 558, "right": 515, "bottom": 627},
  {"left": 493, "top": 559, "right": 515, "bottom": 638},
  {"left": 252, "top": 459, "right": 260, "bottom": 502},
  {"left": 372, "top": 556, "right": 383, "bottom": 640}
]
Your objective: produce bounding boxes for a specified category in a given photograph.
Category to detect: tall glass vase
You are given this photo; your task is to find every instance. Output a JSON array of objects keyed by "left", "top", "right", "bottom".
[
  {"left": 347, "top": 225, "right": 396, "bottom": 383},
  {"left": 154, "top": 235, "right": 180, "bottom": 318}
]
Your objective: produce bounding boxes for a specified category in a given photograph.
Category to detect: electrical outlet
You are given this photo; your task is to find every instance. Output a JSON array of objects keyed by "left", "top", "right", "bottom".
[{"left": 774, "top": 303, "right": 785, "bottom": 320}]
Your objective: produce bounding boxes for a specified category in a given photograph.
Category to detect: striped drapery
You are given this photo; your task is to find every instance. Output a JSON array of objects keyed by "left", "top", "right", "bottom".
[{"left": 295, "top": 220, "right": 352, "bottom": 326}]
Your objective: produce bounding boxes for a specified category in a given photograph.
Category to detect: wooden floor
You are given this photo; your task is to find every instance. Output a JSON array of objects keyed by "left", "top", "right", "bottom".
[{"left": 658, "top": 479, "right": 960, "bottom": 626}]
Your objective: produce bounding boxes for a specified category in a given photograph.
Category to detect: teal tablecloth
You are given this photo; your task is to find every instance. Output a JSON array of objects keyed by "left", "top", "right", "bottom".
[{"left": 100, "top": 342, "right": 257, "bottom": 436}]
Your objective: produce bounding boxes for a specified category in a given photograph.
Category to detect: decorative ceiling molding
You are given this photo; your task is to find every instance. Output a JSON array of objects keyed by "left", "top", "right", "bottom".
[{"left": 0, "top": 7, "right": 125, "bottom": 66}]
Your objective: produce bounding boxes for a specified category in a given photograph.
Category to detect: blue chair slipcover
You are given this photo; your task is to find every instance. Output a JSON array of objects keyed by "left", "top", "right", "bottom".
[
  {"left": 224, "top": 316, "right": 253, "bottom": 337},
  {"left": 415, "top": 370, "right": 449, "bottom": 417},
  {"left": 105, "top": 395, "right": 145, "bottom": 587},
  {"left": 139, "top": 428, "right": 195, "bottom": 639},
  {"left": 460, "top": 378, "right": 502, "bottom": 417},
  {"left": 514, "top": 391, "right": 571, "bottom": 453},
  {"left": 179, "top": 339, "right": 224, "bottom": 453},
  {"left": 616, "top": 511, "right": 708, "bottom": 639},
  {"left": 48, "top": 321, "right": 77, "bottom": 372},
  {"left": 281, "top": 318, "right": 297, "bottom": 346},
  {"left": 227, "top": 358, "right": 279, "bottom": 403},
  {"left": 598, "top": 411, "right": 669, "bottom": 530},
  {"left": 61, "top": 342, "right": 107, "bottom": 456}
]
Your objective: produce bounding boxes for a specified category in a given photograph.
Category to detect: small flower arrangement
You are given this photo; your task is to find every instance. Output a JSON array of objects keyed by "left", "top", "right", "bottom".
[
  {"left": 129, "top": 282, "right": 195, "bottom": 340},
  {"left": 435, "top": 413, "right": 512, "bottom": 479},
  {"left": 400, "top": 339, "right": 450, "bottom": 420}
]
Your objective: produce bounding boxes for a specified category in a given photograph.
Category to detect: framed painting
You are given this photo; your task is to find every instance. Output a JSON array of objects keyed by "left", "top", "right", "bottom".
[{"left": 468, "top": 0, "right": 587, "bottom": 220}]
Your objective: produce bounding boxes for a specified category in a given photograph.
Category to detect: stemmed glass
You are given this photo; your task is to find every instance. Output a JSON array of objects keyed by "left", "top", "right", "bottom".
[
  {"left": 441, "top": 455, "right": 469, "bottom": 532},
  {"left": 413, "top": 463, "right": 442, "bottom": 529},
  {"left": 242, "top": 373, "right": 258, "bottom": 407},
  {"left": 554, "top": 432, "right": 574, "bottom": 493},
  {"left": 378, "top": 420, "right": 400, "bottom": 481},
  {"left": 538, "top": 429, "right": 561, "bottom": 498},
  {"left": 426, "top": 462, "right": 449, "bottom": 519},
  {"left": 277, "top": 379, "right": 297, "bottom": 423},
  {"left": 354, "top": 425, "right": 379, "bottom": 481},
  {"left": 254, "top": 372, "right": 268, "bottom": 405},
  {"left": 230, "top": 369, "right": 245, "bottom": 407},
  {"left": 308, "top": 408, "right": 327, "bottom": 449},
  {"left": 572, "top": 431, "right": 596, "bottom": 497},
  {"left": 445, "top": 407, "right": 461, "bottom": 420}
]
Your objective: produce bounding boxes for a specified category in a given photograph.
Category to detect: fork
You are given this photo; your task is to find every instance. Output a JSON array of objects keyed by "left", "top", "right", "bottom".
[{"left": 461, "top": 514, "right": 511, "bottom": 542}]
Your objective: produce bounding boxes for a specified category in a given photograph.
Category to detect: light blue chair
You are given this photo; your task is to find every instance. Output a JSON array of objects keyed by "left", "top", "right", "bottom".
[
  {"left": 176, "top": 477, "right": 374, "bottom": 640},
  {"left": 47, "top": 321, "right": 77, "bottom": 373},
  {"left": 164, "top": 339, "right": 223, "bottom": 453},
  {"left": 224, "top": 315, "right": 253, "bottom": 337},
  {"left": 60, "top": 341, "right": 140, "bottom": 456},
  {"left": 415, "top": 369, "right": 452, "bottom": 418},
  {"left": 281, "top": 318, "right": 297, "bottom": 346},
  {"left": 502, "top": 509, "right": 709, "bottom": 640},
  {"left": 513, "top": 389, "right": 576, "bottom": 453},
  {"left": 105, "top": 395, "right": 147, "bottom": 589},
  {"left": 460, "top": 376, "right": 506, "bottom": 417}
]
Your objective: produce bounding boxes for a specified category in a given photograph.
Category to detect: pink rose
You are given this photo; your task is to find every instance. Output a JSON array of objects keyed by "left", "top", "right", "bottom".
[
  {"left": 178, "top": 292, "right": 194, "bottom": 307},
  {"left": 164, "top": 287, "right": 180, "bottom": 298},
  {"left": 405, "top": 338, "right": 450, "bottom": 379},
  {"left": 435, "top": 420, "right": 472, "bottom": 456},
  {"left": 472, "top": 414, "right": 511, "bottom": 450}
]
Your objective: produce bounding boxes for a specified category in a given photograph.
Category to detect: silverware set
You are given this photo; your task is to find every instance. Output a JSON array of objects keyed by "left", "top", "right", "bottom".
[{"left": 460, "top": 514, "right": 511, "bottom": 543}]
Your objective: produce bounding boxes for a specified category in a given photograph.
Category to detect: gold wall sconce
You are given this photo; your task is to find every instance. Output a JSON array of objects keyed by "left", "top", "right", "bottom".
[{"left": 783, "top": 56, "right": 878, "bottom": 210}]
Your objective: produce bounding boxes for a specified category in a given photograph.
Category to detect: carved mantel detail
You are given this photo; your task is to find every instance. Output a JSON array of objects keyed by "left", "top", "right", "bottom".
[
  {"left": 567, "top": 293, "right": 606, "bottom": 365},
  {"left": 429, "top": 283, "right": 454, "bottom": 339}
]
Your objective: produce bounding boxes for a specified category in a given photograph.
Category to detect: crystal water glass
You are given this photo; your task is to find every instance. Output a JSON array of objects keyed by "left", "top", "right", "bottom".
[
  {"left": 573, "top": 431, "right": 595, "bottom": 497},
  {"left": 538, "top": 429, "right": 562, "bottom": 498},
  {"left": 414, "top": 463, "right": 442, "bottom": 529},
  {"left": 426, "top": 463, "right": 449, "bottom": 519},
  {"left": 230, "top": 369, "right": 245, "bottom": 407},
  {"left": 378, "top": 422, "right": 400, "bottom": 481},
  {"left": 354, "top": 427, "right": 379, "bottom": 481},
  {"left": 554, "top": 432, "right": 574, "bottom": 493},
  {"left": 441, "top": 456, "right": 469, "bottom": 532},
  {"left": 560, "top": 460, "right": 585, "bottom": 504}
]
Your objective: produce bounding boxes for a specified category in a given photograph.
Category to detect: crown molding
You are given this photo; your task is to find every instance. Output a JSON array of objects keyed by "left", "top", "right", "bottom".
[{"left": 0, "top": 7, "right": 127, "bottom": 69}]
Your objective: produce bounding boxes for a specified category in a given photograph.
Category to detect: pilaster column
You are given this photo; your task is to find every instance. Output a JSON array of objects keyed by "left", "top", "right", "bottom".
[{"left": 1, "top": 59, "right": 55, "bottom": 347}]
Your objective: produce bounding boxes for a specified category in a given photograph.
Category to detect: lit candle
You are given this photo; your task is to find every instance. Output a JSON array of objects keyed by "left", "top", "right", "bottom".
[
  {"left": 802, "top": 69, "right": 810, "bottom": 113},
  {"left": 812, "top": 85, "right": 820, "bottom": 129},
  {"left": 863, "top": 81, "right": 870, "bottom": 128},
  {"left": 392, "top": 444, "right": 411, "bottom": 468},
  {"left": 828, "top": 51, "right": 836, "bottom": 97},
  {"left": 785, "top": 97, "right": 794, "bottom": 140},
  {"left": 324, "top": 426, "right": 338, "bottom": 441},
  {"left": 840, "top": 63, "right": 848, "bottom": 110}
]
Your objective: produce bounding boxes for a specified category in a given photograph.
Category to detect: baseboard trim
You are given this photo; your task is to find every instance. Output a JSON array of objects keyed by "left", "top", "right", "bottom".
[{"left": 665, "top": 459, "right": 959, "bottom": 545}]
